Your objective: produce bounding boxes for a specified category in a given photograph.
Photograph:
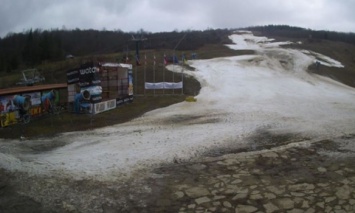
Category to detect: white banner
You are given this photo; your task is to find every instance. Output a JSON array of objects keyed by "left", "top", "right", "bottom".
[
  {"left": 91, "top": 99, "right": 116, "bottom": 114},
  {"left": 145, "top": 82, "right": 183, "bottom": 89}
]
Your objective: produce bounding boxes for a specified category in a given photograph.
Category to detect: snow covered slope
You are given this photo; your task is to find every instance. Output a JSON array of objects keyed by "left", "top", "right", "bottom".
[{"left": 1, "top": 31, "right": 355, "bottom": 180}]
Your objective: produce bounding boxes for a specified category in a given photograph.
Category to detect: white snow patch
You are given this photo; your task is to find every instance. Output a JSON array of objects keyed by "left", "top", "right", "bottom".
[
  {"left": 0, "top": 31, "right": 354, "bottom": 180},
  {"left": 226, "top": 32, "right": 291, "bottom": 50},
  {"left": 301, "top": 50, "right": 344, "bottom": 68}
]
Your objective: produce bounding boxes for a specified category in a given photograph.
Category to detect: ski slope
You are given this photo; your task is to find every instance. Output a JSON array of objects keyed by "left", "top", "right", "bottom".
[{"left": 1, "top": 31, "right": 355, "bottom": 180}]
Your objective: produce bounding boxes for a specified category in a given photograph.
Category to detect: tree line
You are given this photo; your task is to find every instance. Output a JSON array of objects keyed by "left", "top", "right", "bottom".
[
  {"left": 0, "top": 28, "right": 232, "bottom": 73},
  {"left": 245, "top": 25, "right": 355, "bottom": 44},
  {"left": 2, "top": 25, "right": 354, "bottom": 74}
]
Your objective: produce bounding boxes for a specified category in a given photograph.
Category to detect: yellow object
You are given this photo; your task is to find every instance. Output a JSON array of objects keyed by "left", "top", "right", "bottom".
[
  {"left": 185, "top": 96, "right": 197, "bottom": 102},
  {"left": 0, "top": 112, "right": 18, "bottom": 127},
  {"left": 30, "top": 106, "right": 42, "bottom": 116}
]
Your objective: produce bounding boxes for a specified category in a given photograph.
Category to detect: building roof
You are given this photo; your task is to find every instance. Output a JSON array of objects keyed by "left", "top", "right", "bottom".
[{"left": 0, "top": 83, "right": 67, "bottom": 96}]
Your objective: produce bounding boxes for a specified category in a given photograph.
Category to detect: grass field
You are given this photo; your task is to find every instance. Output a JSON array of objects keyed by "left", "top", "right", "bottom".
[{"left": 0, "top": 95, "right": 186, "bottom": 138}]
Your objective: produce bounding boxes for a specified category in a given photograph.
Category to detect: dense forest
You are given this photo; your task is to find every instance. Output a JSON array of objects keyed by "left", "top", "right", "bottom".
[
  {"left": 0, "top": 28, "right": 231, "bottom": 73},
  {"left": 1, "top": 25, "right": 355, "bottom": 74}
]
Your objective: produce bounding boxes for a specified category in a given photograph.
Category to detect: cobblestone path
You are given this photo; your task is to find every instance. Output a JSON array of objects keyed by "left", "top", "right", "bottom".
[{"left": 127, "top": 140, "right": 355, "bottom": 213}]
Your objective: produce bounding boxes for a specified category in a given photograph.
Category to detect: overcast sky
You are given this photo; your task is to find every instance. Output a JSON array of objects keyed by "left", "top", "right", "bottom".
[{"left": 1, "top": 0, "right": 354, "bottom": 38}]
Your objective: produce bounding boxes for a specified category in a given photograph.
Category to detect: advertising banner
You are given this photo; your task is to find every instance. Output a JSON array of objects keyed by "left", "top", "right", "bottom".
[
  {"left": 116, "top": 96, "right": 134, "bottom": 106},
  {"left": 22, "top": 92, "right": 42, "bottom": 116},
  {"left": 23, "top": 92, "right": 41, "bottom": 106},
  {"left": 145, "top": 81, "right": 183, "bottom": 89},
  {"left": 92, "top": 99, "right": 116, "bottom": 114},
  {"left": 78, "top": 66, "right": 101, "bottom": 87},
  {"left": 0, "top": 95, "right": 20, "bottom": 127},
  {"left": 29, "top": 106, "right": 42, "bottom": 117},
  {"left": 128, "top": 70, "right": 133, "bottom": 96},
  {"left": 0, "top": 111, "right": 18, "bottom": 127},
  {"left": 66, "top": 63, "right": 101, "bottom": 87},
  {"left": 67, "top": 63, "right": 102, "bottom": 105},
  {"left": 66, "top": 69, "right": 80, "bottom": 84},
  {"left": 0, "top": 95, "right": 19, "bottom": 113}
]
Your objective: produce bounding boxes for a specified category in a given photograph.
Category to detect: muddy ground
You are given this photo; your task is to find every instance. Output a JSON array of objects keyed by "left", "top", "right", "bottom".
[{"left": 1, "top": 132, "right": 354, "bottom": 213}]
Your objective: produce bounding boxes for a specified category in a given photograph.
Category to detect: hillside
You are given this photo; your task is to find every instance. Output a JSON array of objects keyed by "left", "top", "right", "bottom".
[
  {"left": 1, "top": 30, "right": 355, "bottom": 213},
  {"left": 1, "top": 25, "right": 355, "bottom": 89},
  {"left": 1, "top": 25, "right": 355, "bottom": 139},
  {"left": 247, "top": 25, "right": 355, "bottom": 89},
  {"left": 0, "top": 28, "right": 232, "bottom": 74}
]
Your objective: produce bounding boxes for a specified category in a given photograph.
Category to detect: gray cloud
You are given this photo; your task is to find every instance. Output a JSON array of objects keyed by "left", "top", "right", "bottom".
[{"left": 1, "top": 0, "right": 354, "bottom": 38}]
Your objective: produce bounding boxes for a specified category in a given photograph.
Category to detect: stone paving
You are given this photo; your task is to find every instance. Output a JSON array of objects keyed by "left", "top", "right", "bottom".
[{"left": 133, "top": 140, "right": 355, "bottom": 213}]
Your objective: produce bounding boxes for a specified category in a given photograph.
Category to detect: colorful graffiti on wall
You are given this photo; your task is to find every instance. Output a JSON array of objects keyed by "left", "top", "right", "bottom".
[
  {"left": 0, "top": 90, "right": 59, "bottom": 127},
  {"left": 0, "top": 94, "right": 30, "bottom": 127}
]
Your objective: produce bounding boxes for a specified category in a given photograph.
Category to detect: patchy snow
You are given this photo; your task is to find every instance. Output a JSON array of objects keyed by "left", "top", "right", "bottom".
[
  {"left": 301, "top": 50, "right": 344, "bottom": 68},
  {"left": 1, "top": 31, "right": 355, "bottom": 181},
  {"left": 226, "top": 31, "right": 291, "bottom": 50}
]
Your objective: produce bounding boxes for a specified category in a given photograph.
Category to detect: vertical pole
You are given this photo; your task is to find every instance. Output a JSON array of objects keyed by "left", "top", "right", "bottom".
[
  {"left": 135, "top": 40, "right": 139, "bottom": 95},
  {"left": 163, "top": 53, "right": 165, "bottom": 95},
  {"left": 173, "top": 53, "right": 175, "bottom": 95},
  {"left": 153, "top": 54, "right": 156, "bottom": 96},
  {"left": 126, "top": 45, "right": 129, "bottom": 61},
  {"left": 131, "top": 35, "right": 147, "bottom": 95},
  {"left": 90, "top": 109, "right": 94, "bottom": 126},
  {"left": 154, "top": 54, "right": 156, "bottom": 96},
  {"left": 135, "top": 41, "right": 140, "bottom": 65},
  {"left": 181, "top": 54, "right": 184, "bottom": 95},
  {"left": 181, "top": 65, "right": 184, "bottom": 95},
  {"left": 135, "top": 65, "right": 138, "bottom": 95},
  {"left": 144, "top": 54, "right": 146, "bottom": 96}
]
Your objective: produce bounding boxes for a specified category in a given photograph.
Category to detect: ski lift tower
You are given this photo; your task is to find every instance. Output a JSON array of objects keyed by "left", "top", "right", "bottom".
[
  {"left": 131, "top": 35, "right": 147, "bottom": 95},
  {"left": 131, "top": 35, "right": 147, "bottom": 66}
]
